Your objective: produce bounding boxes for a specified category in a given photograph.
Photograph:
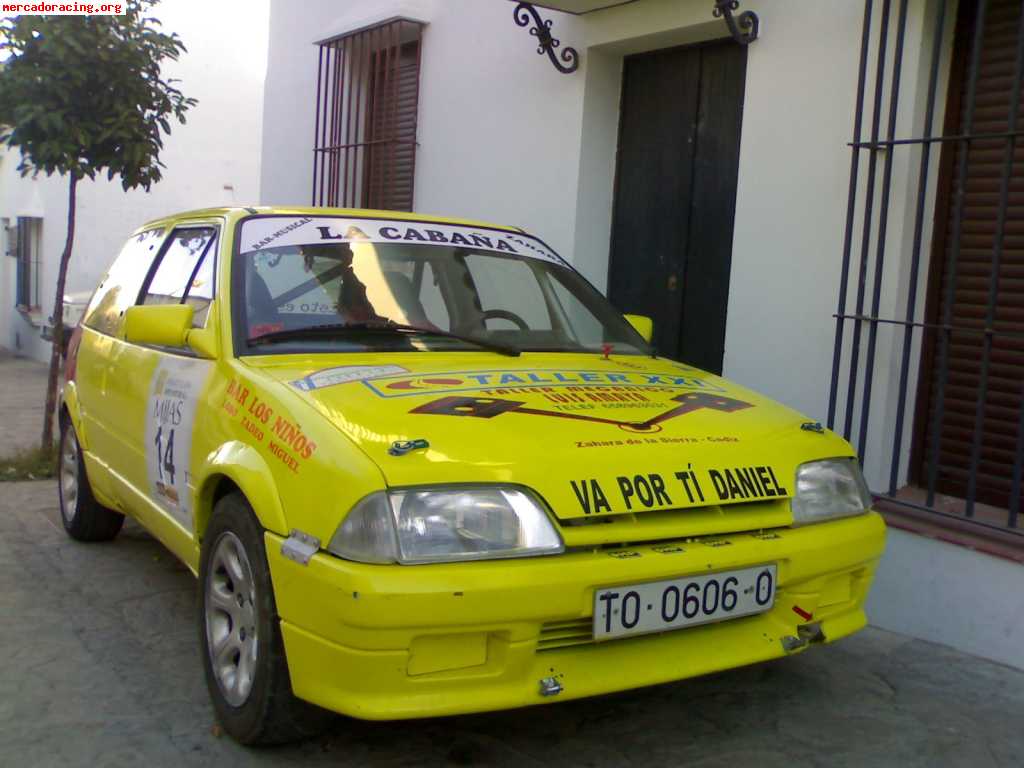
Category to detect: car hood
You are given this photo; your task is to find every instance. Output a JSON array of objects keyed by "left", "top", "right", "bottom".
[{"left": 245, "top": 352, "right": 852, "bottom": 520}]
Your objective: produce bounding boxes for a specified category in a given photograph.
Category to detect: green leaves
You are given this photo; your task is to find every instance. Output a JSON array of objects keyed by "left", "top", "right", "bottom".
[{"left": 0, "top": 0, "right": 197, "bottom": 190}]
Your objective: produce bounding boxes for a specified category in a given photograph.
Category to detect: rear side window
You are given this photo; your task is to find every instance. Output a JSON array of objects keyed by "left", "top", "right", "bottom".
[
  {"left": 141, "top": 227, "right": 218, "bottom": 328},
  {"left": 83, "top": 229, "right": 165, "bottom": 336}
]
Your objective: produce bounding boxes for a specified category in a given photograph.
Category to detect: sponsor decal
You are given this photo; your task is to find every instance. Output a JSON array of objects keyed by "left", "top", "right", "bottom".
[
  {"left": 363, "top": 369, "right": 726, "bottom": 398},
  {"left": 248, "top": 216, "right": 313, "bottom": 251},
  {"left": 240, "top": 217, "right": 562, "bottom": 264},
  {"left": 574, "top": 435, "right": 740, "bottom": 449},
  {"left": 409, "top": 391, "right": 752, "bottom": 434},
  {"left": 145, "top": 359, "right": 212, "bottom": 527},
  {"left": 568, "top": 463, "right": 789, "bottom": 515},
  {"left": 223, "top": 378, "right": 318, "bottom": 474},
  {"left": 290, "top": 364, "right": 409, "bottom": 392}
]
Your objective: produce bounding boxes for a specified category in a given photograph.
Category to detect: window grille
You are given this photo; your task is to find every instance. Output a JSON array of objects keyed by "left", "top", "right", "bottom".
[
  {"left": 15, "top": 217, "right": 41, "bottom": 310},
  {"left": 829, "top": 0, "right": 1023, "bottom": 539},
  {"left": 312, "top": 20, "right": 424, "bottom": 211}
]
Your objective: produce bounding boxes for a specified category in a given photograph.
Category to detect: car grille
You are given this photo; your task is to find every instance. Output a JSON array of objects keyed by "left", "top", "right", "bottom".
[{"left": 537, "top": 618, "right": 594, "bottom": 651}]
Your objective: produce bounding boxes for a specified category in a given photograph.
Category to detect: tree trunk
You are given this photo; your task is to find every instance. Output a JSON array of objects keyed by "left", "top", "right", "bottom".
[{"left": 40, "top": 174, "right": 78, "bottom": 451}]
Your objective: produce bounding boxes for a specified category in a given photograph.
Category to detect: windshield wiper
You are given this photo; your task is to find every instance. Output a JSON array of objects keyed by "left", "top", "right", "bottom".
[{"left": 249, "top": 321, "right": 521, "bottom": 357}]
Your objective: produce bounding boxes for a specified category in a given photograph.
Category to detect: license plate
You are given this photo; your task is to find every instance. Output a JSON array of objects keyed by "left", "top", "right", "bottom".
[{"left": 593, "top": 564, "right": 777, "bottom": 640}]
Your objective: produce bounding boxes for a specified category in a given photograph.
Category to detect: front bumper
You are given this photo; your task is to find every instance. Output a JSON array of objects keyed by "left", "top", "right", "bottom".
[{"left": 265, "top": 512, "right": 886, "bottom": 720}]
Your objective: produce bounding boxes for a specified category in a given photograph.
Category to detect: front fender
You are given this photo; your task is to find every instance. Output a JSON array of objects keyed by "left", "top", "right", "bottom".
[{"left": 195, "top": 441, "right": 289, "bottom": 539}]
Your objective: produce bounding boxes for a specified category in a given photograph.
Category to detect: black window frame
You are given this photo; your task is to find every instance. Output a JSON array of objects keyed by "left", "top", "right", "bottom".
[{"left": 136, "top": 225, "right": 220, "bottom": 327}]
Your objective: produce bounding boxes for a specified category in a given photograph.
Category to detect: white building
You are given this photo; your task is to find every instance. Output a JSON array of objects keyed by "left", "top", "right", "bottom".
[
  {"left": 259, "top": 0, "right": 1024, "bottom": 668},
  {"left": 0, "top": 0, "right": 270, "bottom": 361}
]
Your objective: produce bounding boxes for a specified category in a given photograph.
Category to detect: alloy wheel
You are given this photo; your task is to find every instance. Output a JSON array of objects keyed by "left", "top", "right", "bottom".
[{"left": 204, "top": 531, "right": 260, "bottom": 707}]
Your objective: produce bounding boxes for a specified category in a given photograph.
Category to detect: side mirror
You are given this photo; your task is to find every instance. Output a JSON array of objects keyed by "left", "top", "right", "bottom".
[
  {"left": 624, "top": 314, "right": 654, "bottom": 344},
  {"left": 124, "top": 304, "right": 194, "bottom": 348}
]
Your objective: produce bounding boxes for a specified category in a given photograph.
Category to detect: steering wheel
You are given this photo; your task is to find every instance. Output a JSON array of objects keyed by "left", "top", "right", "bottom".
[{"left": 480, "top": 309, "right": 530, "bottom": 330}]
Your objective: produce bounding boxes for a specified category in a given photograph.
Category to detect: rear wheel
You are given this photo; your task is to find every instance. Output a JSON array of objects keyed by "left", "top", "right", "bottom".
[
  {"left": 58, "top": 418, "right": 124, "bottom": 542},
  {"left": 198, "top": 492, "right": 331, "bottom": 745}
]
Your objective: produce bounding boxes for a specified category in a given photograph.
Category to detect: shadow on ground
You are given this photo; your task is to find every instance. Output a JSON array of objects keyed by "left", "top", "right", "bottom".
[{"left": 1, "top": 481, "right": 1021, "bottom": 768}]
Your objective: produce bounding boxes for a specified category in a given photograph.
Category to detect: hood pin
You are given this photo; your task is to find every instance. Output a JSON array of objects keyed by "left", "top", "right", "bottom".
[
  {"left": 389, "top": 438, "right": 430, "bottom": 457},
  {"left": 800, "top": 422, "right": 825, "bottom": 434}
]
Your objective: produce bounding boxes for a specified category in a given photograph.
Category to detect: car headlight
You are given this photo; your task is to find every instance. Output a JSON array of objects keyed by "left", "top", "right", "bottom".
[
  {"left": 327, "top": 486, "right": 564, "bottom": 564},
  {"left": 791, "top": 458, "right": 873, "bottom": 526}
]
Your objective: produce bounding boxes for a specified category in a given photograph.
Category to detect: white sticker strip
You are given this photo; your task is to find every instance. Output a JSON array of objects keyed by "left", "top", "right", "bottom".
[
  {"left": 144, "top": 358, "right": 212, "bottom": 529},
  {"left": 241, "top": 217, "right": 565, "bottom": 265},
  {"left": 291, "top": 364, "right": 409, "bottom": 392}
]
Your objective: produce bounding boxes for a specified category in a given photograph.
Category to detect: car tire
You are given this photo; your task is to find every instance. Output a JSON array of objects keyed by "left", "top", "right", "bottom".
[
  {"left": 198, "top": 492, "right": 332, "bottom": 745},
  {"left": 58, "top": 417, "right": 125, "bottom": 542}
]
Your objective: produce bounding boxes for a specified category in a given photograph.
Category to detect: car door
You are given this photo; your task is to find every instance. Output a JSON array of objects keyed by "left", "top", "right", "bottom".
[
  {"left": 77, "top": 228, "right": 167, "bottom": 497},
  {"left": 103, "top": 224, "right": 219, "bottom": 546}
]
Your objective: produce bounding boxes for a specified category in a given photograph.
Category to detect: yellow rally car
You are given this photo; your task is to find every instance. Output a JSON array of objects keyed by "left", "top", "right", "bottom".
[{"left": 59, "top": 207, "right": 885, "bottom": 744}]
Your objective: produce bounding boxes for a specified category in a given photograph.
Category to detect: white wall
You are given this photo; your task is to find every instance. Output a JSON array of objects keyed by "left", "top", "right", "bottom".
[
  {"left": 0, "top": 0, "right": 269, "bottom": 362},
  {"left": 869, "top": 530, "right": 1024, "bottom": 669},
  {"left": 260, "top": 0, "right": 877, "bottom": 420}
]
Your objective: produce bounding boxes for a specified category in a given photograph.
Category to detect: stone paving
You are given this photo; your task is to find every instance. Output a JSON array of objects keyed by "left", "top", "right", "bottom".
[
  {"left": 0, "top": 349, "right": 51, "bottom": 458},
  {"left": 0, "top": 353, "right": 1022, "bottom": 767},
  {"left": 2, "top": 478, "right": 1022, "bottom": 768}
]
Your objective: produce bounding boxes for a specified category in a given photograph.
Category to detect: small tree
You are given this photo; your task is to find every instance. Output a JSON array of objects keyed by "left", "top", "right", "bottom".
[{"left": 0, "top": 1, "right": 196, "bottom": 450}]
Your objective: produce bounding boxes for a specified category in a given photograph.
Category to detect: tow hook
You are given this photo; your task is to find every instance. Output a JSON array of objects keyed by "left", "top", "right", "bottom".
[
  {"left": 781, "top": 622, "right": 825, "bottom": 653},
  {"left": 539, "top": 677, "right": 563, "bottom": 697},
  {"left": 780, "top": 635, "right": 806, "bottom": 653},
  {"left": 798, "top": 622, "right": 825, "bottom": 644}
]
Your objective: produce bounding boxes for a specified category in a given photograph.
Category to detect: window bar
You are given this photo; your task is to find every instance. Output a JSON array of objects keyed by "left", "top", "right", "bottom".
[
  {"left": 330, "top": 39, "right": 342, "bottom": 205},
  {"left": 409, "top": 23, "right": 424, "bottom": 210},
  {"left": 828, "top": 0, "right": 876, "bottom": 431},
  {"left": 856, "top": 0, "right": 910, "bottom": 464},
  {"left": 926, "top": 0, "right": 989, "bottom": 508},
  {"left": 333, "top": 38, "right": 345, "bottom": 207},
  {"left": 964, "top": 5, "right": 1024, "bottom": 518},
  {"left": 843, "top": 0, "right": 893, "bottom": 446},
  {"left": 312, "top": 43, "right": 325, "bottom": 206},
  {"left": 353, "top": 29, "right": 370, "bottom": 208},
  {"left": 366, "top": 24, "right": 383, "bottom": 208},
  {"left": 851, "top": 128, "right": 1024, "bottom": 148},
  {"left": 342, "top": 32, "right": 358, "bottom": 208},
  {"left": 324, "top": 40, "right": 339, "bottom": 207},
  {"left": 1010, "top": 381, "right": 1024, "bottom": 529},
  {"left": 322, "top": 40, "right": 334, "bottom": 206},
  {"left": 315, "top": 43, "right": 328, "bottom": 206},
  {"left": 371, "top": 24, "right": 385, "bottom": 208},
  {"left": 362, "top": 28, "right": 374, "bottom": 207},
  {"left": 887, "top": 0, "right": 948, "bottom": 495},
  {"left": 355, "top": 30, "right": 372, "bottom": 208},
  {"left": 387, "top": 21, "right": 400, "bottom": 210},
  {"left": 385, "top": 22, "right": 395, "bottom": 210}
]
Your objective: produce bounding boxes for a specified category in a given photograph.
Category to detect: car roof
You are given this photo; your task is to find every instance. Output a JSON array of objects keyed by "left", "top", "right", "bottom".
[{"left": 135, "top": 206, "right": 525, "bottom": 235}]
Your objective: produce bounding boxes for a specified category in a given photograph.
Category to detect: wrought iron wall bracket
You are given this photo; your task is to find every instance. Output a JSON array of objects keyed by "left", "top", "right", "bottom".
[
  {"left": 713, "top": 1, "right": 760, "bottom": 45},
  {"left": 513, "top": 3, "right": 580, "bottom": 74}
]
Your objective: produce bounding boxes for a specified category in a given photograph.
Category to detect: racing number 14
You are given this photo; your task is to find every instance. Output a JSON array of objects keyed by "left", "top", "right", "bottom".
[{"left": 154, "top": 426, "right": 176, "bottom": 485}]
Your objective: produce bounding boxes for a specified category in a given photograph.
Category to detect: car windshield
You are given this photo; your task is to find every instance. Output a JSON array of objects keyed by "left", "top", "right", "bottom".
[{"left": 234, "top": 216, "right": 651, "bottom": 355}]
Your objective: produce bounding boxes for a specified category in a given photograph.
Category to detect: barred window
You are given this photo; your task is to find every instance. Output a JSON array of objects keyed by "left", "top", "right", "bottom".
[
  {"left": 312, "top": 20, "right": 424, "bottom": 211},
  {"left": 14, "top": 217, "right": 42, "bottom": 310}
]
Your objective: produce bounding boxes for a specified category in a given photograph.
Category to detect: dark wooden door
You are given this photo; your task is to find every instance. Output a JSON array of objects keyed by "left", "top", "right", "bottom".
[{"left": 607, "top": 41, "right": 747, "bottom": 374}]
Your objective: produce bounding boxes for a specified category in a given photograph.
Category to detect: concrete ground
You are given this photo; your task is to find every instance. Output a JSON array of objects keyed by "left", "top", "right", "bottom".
[
  {"left": 0, "top": 348, "right": 51, "bottom": 458},
  {"left": 1, "top": 354, "right": 1022, "bottom": 767},
  {"left": 3, "top": 484, "right": 1024, "bottom": 768}
]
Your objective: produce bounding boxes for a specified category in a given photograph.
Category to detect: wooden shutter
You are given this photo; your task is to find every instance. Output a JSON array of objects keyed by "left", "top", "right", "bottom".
[
  {"left": 364, "top": 40, "right": 421, "bottom": 212},
  {"left": 313, "top": 21, "right": 423, "bottom": 211},
  {"left": 914, "top": 0, "right": 1024, "bottom": 509}
]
